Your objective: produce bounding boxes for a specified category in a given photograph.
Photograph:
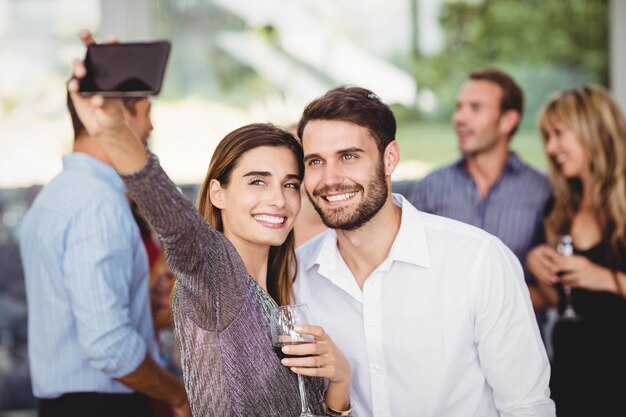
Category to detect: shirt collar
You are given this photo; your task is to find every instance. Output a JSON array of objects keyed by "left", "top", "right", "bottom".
[
  {"left": 454, "top": 151, "right": 523, "bottom": 175},
  {"left": 302, "top": 193, "right": 431, "bottom": 274},
  {"left": 385, "top": 194, "right": 431, "bottom": 270},
  {"left": 62, "top": 152, "right": 124, "bottom": 193}
]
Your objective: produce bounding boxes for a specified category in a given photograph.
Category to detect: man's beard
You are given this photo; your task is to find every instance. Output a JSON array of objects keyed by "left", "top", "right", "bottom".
[{"left": 307, "top": 160, "right": 388, "bottom": 231}]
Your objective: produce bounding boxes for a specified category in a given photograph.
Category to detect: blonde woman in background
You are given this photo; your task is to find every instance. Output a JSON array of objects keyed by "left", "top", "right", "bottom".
[{"left": 527, "top": 84, "right": 626, "bottom": 417}]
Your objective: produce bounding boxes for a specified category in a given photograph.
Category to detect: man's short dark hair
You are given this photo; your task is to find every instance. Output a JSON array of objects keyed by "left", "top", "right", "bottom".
[
  {"left": 469, "top": 68, "right": 524, "bottom": 137},
  {"left": 297, "top": 86, "right": 397, "bottom": 157},
  {"left": 66, "top": 92, "right": 144, "bottom": 140}
]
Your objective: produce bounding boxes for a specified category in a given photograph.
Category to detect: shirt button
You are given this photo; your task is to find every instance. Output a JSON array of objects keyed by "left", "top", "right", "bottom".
[
  {"left": 373, "top": 365, "right": 382, "bottom": 372},
  {"left": 369, "top": 321, "right": 376, "bottom": 327}
]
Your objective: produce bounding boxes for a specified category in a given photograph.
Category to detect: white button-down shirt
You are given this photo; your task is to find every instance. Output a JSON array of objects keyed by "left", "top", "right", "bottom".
[{"left": 295, "top": 195, "right": 555, "bottom": 417}]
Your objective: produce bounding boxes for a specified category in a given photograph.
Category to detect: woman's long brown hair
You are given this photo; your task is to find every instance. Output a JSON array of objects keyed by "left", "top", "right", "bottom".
[{"left": 196, "top": 123, "right": 304, "bottom": 305}]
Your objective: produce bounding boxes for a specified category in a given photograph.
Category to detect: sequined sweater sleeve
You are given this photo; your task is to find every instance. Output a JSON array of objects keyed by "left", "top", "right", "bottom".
[{"left": 122, "top": 152, "right": 247, "bottom": 332}]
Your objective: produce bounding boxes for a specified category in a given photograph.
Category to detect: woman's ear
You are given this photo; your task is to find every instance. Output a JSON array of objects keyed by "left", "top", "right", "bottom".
[{"left": 209, "top": 179, "right": 226, "bottom": 209}]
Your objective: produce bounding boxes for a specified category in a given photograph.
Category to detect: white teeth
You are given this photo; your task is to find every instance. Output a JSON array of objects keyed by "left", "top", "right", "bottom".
[
  {"left": 556, "top": 154, "right": 568, "bottom": 164},
  {"left": 253, "top": 215, "right": 285, "bottom": 224},
  {"left": 326, "top": 192, "right": 357, "bottom": 202}
]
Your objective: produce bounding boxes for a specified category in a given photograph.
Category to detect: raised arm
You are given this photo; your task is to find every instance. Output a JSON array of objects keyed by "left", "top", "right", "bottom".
[{"left": 68, "top": 52, "right": 247, "bottom": 332}]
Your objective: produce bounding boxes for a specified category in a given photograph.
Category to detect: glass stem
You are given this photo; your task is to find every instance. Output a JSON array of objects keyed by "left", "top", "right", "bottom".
[
  {"left": 298, "top": 374, "right": 312, "bottom": 415},
  {"left": 564, "top": 285, "right": 573, "bottom": 308}
]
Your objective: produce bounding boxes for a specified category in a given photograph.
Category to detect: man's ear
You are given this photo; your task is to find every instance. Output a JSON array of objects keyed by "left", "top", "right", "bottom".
[
  {"left": 209, "top": 179, "right": 226, "bottom": 209},
  {"left": 383, "top": 140, "right": 400, "bottom": 176},
  {"left": 499, "top": 110, "right": 520, "bottom": 137}
]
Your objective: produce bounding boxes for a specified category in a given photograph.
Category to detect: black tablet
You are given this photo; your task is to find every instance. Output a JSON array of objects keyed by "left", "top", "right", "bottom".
[{"left": 79, "top": 41, "right": 171, "bottom": 97}]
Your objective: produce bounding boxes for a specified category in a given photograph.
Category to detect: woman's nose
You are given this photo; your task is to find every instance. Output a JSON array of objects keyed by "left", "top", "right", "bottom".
[
  {"left": 545, "top": 134, "right": 559, "bottom": 155},
  {"left": 267, "top": 187, "right": 286, "bottom": 209}
]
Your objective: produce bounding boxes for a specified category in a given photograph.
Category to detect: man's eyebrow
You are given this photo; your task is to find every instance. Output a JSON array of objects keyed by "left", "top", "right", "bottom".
[
  {"left": 304, "top": 147, "right": 365, "bottom": 162},
  {"left": 337, "top": 147, "right": 365, "bottom": 154},
  {"left": 466, "top": 98, "right": 485, "bottom": 106},
  {"left": 303, "top": 153, "right": 321, "bottom": 163}
]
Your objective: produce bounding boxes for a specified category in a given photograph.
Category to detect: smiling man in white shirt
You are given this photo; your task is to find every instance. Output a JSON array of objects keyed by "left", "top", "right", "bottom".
[{"left": 293, "top": 86, "right": 555, "bottom": 417}]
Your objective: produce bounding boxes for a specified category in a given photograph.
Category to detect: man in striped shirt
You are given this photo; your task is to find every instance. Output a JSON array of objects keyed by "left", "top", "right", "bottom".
[
  {"left": 19, "top": 93, "right": 190, "bottom": 417},
  {"left": 406, "top": 68, "right": 551, "bottom": 308}
]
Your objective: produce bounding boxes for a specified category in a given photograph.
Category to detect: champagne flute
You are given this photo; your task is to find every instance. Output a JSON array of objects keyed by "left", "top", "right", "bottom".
[
  {"left": 271, "top": 304, "right": 322, "bottom": 417},
  {"left": 557, "top": 234, "right": 582, "bottom": 321}
]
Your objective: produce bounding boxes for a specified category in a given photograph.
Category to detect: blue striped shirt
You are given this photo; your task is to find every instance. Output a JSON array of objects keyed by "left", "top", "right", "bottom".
[
  {"left": 406, "top": 152, "right": 551, "bottom": 281},
  {"left": 19, "top": 153, "right": 162, "bottom": 398}
]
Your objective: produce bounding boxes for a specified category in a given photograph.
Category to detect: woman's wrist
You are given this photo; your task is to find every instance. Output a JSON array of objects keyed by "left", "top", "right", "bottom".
[
  {"left": 324, "top": 381, "right": 351, "bottom": 414},
  {"left": 324, "top": 402, "right": 353, "bottom": 416},
  {"left": 100, "top": 127, "right": 149, "bottom": 174}
]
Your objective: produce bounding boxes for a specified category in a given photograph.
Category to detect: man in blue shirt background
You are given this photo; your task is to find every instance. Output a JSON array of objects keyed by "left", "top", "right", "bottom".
[
  {"left": 19, "top": 92, "right": 191, "bottom": 417},
  {"left": 406, "top": 68, "right": 551, "bottom": 310}
]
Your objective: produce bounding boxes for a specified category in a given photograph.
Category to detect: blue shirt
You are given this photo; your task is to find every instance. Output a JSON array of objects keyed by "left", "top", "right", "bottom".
[
  {"left": 19, "top": 153, "right": 162, "bottom": 398},
  {"left": 406, "top": 152, "right": 551, "bottom": 281}
]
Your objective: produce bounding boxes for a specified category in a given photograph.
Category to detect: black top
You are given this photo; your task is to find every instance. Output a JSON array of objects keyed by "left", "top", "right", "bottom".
[{"left": 551, "top": 238, "right": 626, "bottom": 417}]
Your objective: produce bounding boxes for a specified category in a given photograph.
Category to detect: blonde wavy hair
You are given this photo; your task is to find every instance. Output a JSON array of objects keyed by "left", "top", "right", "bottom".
[{"left": 538, "top": 84, "right": 626, "bottom": 261}]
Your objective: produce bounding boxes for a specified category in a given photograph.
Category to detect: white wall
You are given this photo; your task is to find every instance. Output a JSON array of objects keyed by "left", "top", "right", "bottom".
[
  {"left": 101, "top": 0, "right": 153, "bottom": 41},
  {"left": 610, "top": 0, "right": 626, "bottom": 112}
]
